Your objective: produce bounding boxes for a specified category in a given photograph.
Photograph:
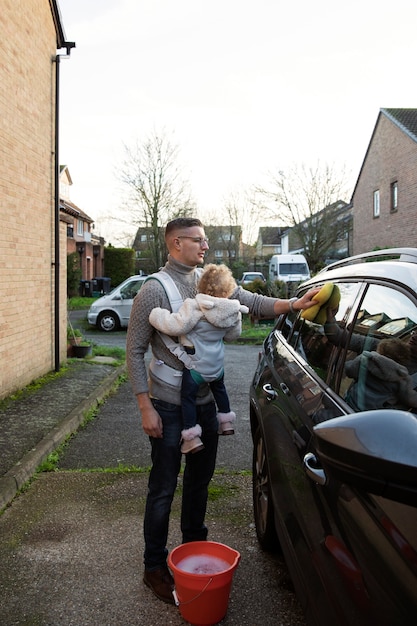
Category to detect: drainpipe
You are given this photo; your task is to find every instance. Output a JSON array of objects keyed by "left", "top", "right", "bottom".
[{"left": 53, "top": 42, "right": 75, "bottom": 371}]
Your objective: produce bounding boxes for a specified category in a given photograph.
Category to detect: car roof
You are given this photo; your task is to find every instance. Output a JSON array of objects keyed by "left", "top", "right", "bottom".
[
  {"left": 301, "top": 248, "right": 417, "bottom": 295},
  {"left": 243, "top": 272, "right": 264, "bottom": 276}
]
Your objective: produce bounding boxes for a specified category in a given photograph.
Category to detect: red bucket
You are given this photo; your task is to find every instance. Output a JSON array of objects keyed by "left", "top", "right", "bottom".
[{"left": 168, "top": 541, "right": 241, "bottom": 626}]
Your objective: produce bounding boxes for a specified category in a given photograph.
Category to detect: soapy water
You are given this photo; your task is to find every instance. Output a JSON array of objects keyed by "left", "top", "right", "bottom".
[{"left": 176, "top": 555, "right": 230, "bottom": 575}]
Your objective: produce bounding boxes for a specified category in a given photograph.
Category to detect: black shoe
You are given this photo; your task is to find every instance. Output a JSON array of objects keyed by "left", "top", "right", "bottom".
[{"left": 143, "top": 566, "right": 175, "bottom": 604}]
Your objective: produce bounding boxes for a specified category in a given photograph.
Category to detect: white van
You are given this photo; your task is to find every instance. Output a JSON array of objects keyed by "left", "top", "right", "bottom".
[
  {"left": 269, "top": 254, "right": 310, "bottom": 284},
  {"left": 87, "top": 275, "right": 146, "bottom": 331}
]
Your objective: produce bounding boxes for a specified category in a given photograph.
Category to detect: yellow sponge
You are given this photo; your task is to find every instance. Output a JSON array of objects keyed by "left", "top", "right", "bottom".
[
  {"left": 301, "top": 303, "right": 320, "bottom": 321},
  {"left": 314, "top": 307, "right": 328, "bottom": 326},
  {"left": 313, "top": 283, "right": 334, "bottom": 306},
  {"left": 301, "top": 283, "right": 340, "bottom": 324},
  {"left": 327, "top": 284, "right": 340, "bottom": 309}
]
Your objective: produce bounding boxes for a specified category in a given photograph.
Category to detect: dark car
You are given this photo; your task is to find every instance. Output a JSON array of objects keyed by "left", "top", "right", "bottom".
[{"left": 249, "top": 248, "right": 417, "bottom": 626}]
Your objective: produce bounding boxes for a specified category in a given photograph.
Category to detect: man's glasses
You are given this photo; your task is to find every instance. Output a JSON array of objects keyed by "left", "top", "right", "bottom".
[{"left": 177, "top": 236, "right": 209, "bottom": 247}]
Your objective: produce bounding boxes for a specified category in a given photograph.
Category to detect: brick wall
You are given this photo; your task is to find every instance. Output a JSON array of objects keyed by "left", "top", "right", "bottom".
[
  {"left": 353, "top": 113, "right": 417, "bottom": 254},
  {"left": 0, "top": 0, "right": 68, "bottom": 399}
]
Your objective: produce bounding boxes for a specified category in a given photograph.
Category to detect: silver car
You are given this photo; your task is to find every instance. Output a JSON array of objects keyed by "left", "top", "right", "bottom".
[
  {"left": 87, "top": 275, "right": 145, "bottom": 331},
  {"left": 239, "top": 272, "right": 266, "bottom": 285}
]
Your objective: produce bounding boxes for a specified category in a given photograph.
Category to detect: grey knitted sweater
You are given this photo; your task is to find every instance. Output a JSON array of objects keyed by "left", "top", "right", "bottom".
[{"left": 126, "top": 256, "right": 278, "bottom": 405}]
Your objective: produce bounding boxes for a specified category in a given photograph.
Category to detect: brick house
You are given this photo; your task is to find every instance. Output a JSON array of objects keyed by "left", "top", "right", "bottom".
[
  {"left": 203, "top": 224, "right": 243, "bottom": 266},
  {"left": 352, "top": 108, "right": 417, "bottom": 254},
  {"left": 255, "top": 226, "right": 288, "bottom": 258},
  {"left": 60, "top": 166, "right": 105, "bottom": 284},
  {"left": 132, "top": 226, "right": 163, "bottom": 275},
  {"left": 0, "top": 1, "right": 73, "bottom": 399}
]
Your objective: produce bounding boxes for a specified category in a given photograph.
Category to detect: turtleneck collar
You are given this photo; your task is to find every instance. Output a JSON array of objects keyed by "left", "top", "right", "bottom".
[{"left": 166, "top": 254, "right": 198, "bottom": 275}]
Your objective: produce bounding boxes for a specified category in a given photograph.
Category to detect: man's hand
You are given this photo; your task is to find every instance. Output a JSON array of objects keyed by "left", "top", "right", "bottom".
[
  {"left": 137, "top": 394, "right": 163, "bottom": 438},
  {"left": 293, "top": 288, "right": 321, "bottom": 311}
]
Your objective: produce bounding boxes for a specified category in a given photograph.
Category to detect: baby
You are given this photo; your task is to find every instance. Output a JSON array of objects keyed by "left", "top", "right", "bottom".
[{"left": 149, "top": 264, "right": 248, "bottom": 453}]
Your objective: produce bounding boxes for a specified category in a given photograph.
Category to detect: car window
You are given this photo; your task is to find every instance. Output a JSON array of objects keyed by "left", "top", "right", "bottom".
[
  {"left": 285, "top": 282, "right": 361, "bottom": 383},
  {"left": 120, "top": 279, "right": 144, "bottom": 300},
  {"left": 337, "top": 284, "right": 417, "bottom": 413},
  {"left": 242, "top": 273, "right": 265, "bottom": 282}
]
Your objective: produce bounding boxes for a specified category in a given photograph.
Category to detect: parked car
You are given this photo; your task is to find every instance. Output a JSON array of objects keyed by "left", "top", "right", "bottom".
[
  {"left": 239, "top": 272, "right": 266, "bottom": 285},
  {"left": 249, "top": 248, "right": 417, "bottom": 626},
  {"left": 87, "top": 275, "right": 146, "bottom": 331}
]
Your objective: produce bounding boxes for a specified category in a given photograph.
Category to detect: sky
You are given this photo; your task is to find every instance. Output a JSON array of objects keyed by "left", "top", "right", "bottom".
[{"left": 58, "top": 0, "right": 417, "bottom": 245}]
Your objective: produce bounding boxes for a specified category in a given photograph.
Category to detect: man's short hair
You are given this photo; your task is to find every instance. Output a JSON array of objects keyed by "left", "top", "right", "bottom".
[{"left": 165, "top": 218, "right": 203, "bottom": 238}]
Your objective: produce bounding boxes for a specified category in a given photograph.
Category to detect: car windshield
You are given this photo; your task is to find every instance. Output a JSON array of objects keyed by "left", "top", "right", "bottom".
[
  {"left": 279, "top": 263, "right": 308, "bottom": 274},
  {"left": 244, "top": 273, "right": 263, "bottom": 280}
]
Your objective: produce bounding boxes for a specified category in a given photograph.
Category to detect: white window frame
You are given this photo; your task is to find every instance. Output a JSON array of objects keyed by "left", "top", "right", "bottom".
[
  {"left": 391, "top": 181, "right": 398, "bottom": 211},
  {"left": 373, "top": 190, "right": 380, "bottom": 218}
]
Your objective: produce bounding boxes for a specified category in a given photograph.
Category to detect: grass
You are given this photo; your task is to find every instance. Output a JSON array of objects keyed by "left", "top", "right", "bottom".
[
  {"left": 239, "top": 315, "right": 274, "bottom": 344},
  {"left": 68, "top": 296, "right": 97, "bottom": 310},
  {"left": 91, "top": 344, "right": 126, "bottom": 362}
]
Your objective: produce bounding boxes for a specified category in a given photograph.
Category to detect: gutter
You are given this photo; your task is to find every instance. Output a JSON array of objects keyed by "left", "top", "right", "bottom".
[{"left": 51, "top": 1, "right": 75, "bottom": 371}]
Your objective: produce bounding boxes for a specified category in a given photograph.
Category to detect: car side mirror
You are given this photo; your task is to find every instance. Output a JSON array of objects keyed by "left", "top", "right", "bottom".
[{"left": 313, "top": 409, "right": 417, "bottom": 506}]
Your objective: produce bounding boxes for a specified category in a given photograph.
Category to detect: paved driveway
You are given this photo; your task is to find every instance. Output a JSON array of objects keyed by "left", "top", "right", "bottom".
[{"left": 0, "top": 332, "right": 307, "bottom": 625}]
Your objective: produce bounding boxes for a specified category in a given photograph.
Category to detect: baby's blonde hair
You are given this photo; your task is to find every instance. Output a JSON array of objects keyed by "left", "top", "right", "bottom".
[{"left": 198, "top": 264, "right": 236, "bottom": 298}]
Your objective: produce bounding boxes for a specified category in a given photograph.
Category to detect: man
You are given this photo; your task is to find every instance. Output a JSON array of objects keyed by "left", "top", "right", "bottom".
[{"left": 126, "top": 217, "right": 318, "bottom": 604}]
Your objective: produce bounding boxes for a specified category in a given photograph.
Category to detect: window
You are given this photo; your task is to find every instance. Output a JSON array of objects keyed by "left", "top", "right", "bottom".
[
  {"left": 280, "top": 263, "right": 309, "bottom": 275},
  {"left": 120, "top": 279, "right": 144, "bottom": 299},
  {"left": 288, "top": 282, "right": 360, "bottom": 384},
  {"left": 140, "top": 234, "right": 147, "bottom": 242},
  {"left": 391, "top": 181, "right": 398, "bottom": 212},
  {"left": 77, "top": 219, "right": 83, "bottom": 235},
  {"left": 373, "top": 190, "right": 380, "bottom": 218},
  {"left": 339, "top": 284, "right": 417, "bottom": 413},
  {"left": 214, "top": 250, "right": 223, "bottom": 258}
]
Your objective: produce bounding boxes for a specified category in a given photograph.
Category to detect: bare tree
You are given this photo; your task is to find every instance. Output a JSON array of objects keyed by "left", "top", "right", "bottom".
[
  {"left": 223, "top": 189, "right": 259, "bottom": 245},
  {"left": 118, "top": 129, "right": 195, "bottom": 269},
  {"left": 254, "top": 162, "right": 352, "bottom": 272},
  {"left": 200, "top": 192, "right": 257, "bottom": 271}
]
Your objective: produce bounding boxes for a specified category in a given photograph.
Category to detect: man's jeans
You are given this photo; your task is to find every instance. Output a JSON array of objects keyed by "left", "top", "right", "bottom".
[{"left": 144, "top": 398, "right": 218, "bottom": 570}]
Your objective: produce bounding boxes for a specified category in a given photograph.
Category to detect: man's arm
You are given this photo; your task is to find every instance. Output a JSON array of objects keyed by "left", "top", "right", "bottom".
[{"left": 233, "top": 286, "right": 320, "bottom": 319}]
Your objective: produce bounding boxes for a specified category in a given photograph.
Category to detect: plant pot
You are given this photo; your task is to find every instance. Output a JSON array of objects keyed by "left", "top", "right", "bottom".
[{"left": 72, "top": 344, "right": 92, "bottom": 358}]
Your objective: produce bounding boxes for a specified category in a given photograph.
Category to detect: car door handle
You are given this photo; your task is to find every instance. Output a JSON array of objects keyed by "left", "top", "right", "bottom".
[
  {"left": 303, "top": 452, "right": 327, "bottom": 486},
  {"left": 280, "top": 382, "right": 290, "bottom": 395},
  {"left": 262, "top": 383, "right": 278, "bottom": 401}
]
